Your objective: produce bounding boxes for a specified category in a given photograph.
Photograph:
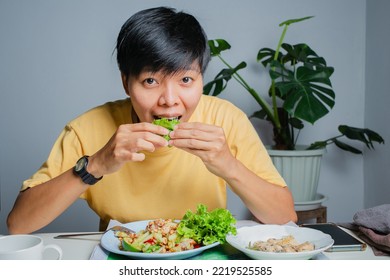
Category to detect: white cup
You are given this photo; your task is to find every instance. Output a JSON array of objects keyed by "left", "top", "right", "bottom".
[{"left": 0, "top": 234, "right": 62, "bottom": 260}]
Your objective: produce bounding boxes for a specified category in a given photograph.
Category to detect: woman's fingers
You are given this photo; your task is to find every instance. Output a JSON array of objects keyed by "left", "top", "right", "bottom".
[
  {"left": 91, "top": 123, "right": 170, "bottom": 175},
  {"left": 169, "top": 122, "right": 235, "bottom": 177},
  {"left": 169, "top": 122, "right": 221, "bottom": 148}
]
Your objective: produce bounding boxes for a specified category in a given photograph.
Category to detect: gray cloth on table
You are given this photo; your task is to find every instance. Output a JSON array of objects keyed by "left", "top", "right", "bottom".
[
  {"left": 358, "top": 226, "right": 390, "bottom": 253},
  {"left": 351, "top": 204, "right": 390, "bottom": 255},
  {"left": 353, "top": 204, "right": 390, "bottom": 234}
]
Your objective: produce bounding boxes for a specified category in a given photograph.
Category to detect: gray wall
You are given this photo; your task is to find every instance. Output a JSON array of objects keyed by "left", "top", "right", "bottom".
[
  {"left": 365, "top": 0, "right": 390, "bottom": 208},
  {"left": 0, "top": 0, "right": 388, "bottom": 234}
]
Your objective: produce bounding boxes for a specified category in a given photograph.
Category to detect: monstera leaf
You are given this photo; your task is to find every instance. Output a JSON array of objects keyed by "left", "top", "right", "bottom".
[
  {"left": 203, "top": 62, "right": 247, "bottom": 96},
  {"left": 258, "top": 43, "right": 335, "bottom": 124},
  {"left": 307, "top": 125, "right": 384, "bottom": 153}
]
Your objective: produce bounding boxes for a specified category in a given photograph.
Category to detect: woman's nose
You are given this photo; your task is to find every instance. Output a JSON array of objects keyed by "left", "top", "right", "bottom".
[{"left": 159, "top": 85, "right": 179, "bottom": 106}]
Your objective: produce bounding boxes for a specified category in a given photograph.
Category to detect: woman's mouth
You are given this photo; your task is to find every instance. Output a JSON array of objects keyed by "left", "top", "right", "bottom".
[{"left": 153, "top": 116, "right": 181, "bottom": 121}]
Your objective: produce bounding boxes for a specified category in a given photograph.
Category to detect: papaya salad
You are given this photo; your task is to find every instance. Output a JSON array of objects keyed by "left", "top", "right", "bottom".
[{"left": 113, "top": 204, "right": 237, "bottom": 254}]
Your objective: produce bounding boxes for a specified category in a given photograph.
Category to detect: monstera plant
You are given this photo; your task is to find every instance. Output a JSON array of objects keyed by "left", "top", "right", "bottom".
[{"left": 204, "top": 16, "right": 384, "bottom": 153}]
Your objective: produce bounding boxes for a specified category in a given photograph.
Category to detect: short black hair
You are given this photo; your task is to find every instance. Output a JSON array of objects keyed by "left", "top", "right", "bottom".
[{"left": 116, "top": 7, "right": 210, "bottom": 78}]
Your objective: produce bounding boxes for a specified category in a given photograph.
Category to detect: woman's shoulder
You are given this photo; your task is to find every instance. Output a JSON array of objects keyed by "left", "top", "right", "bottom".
[
  {"left": 200, "top": 94, "right": 239, "bottom": 109},
  {"left": 196, "top": 95, "right": 248, "bottom": 122},
  {"left": 83, "top": 98, "right": 131, "bottom": 116}
]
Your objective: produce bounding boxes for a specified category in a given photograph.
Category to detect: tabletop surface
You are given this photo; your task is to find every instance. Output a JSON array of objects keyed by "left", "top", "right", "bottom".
[{"left": 30, "top": 224, "right": 390, "bottom": 260}]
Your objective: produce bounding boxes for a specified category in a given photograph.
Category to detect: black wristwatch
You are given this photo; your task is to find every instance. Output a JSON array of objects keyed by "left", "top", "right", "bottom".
[{"left": 73, "top": 156, "right": 102, "bottom": 185}]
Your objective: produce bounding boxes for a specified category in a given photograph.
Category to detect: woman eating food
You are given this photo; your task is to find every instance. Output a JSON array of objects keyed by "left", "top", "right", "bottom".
[{"left": 7, "top": 6, "right": 297, "bottom": 234}]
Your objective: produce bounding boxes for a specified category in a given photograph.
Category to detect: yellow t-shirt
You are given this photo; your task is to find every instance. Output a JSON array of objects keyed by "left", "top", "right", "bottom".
[{"left": 22, "top": 95, "right": 285, "bottom": 226}]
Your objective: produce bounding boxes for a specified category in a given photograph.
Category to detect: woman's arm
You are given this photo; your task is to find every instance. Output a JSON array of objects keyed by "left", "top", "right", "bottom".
[
  {"left": 218, "top": 158, "right": 297, "bottom": 224},
  {"left": 7, "top": 168, "right": 89, "bottom": 234},
  {"left": 7, "top": 123, "right": 170, "bottom": 234},
  {"left": 169, "top": 122, "right": 297, "bottom": 224}
]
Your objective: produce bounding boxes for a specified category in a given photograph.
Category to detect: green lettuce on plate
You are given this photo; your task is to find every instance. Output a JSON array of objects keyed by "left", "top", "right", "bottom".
[{"left": 177, "top": 204, "right": 237, "bottom": 245}]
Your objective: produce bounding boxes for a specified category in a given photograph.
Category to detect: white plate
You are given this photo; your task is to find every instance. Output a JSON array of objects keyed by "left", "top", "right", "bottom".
[
  {"left": 226, "top": 224, "right": 334, "bottom": 260},
  {"left": 294, "top": 193, "right": 328, "bottom": 211},
  {"left": 100, "top": 220, "right": 219, "bottom": 260}
]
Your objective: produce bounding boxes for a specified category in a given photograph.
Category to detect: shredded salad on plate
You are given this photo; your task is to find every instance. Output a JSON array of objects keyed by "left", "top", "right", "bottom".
[{"left": 114, "top": 204, "right": 237, "bottom": 254}]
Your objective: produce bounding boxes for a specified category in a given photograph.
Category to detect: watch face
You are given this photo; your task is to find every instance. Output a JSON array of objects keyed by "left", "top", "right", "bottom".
[{"left": 75, "top": 157, "right": 87, "bottom": 172}]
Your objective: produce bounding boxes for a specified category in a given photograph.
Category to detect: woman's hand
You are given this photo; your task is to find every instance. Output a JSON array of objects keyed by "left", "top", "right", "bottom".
[
  {"left": 170, "top": 122, "right": 297, "bottom": 224},
  {"left": 169, "top": 122, "right": 236, "bottom": 178},
  {"left": 88, "top": 123, "right": 169, "bottom": 177}
]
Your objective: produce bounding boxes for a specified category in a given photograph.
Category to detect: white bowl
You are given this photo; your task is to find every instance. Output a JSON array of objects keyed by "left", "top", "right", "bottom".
[{"left": 226, "top": 224, "right": 334, "bottom": 260}]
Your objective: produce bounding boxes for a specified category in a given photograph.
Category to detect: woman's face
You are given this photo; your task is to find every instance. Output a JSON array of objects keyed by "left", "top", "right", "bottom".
[{"left": 122, "top": 63, "right": 203, "bottom": 123}]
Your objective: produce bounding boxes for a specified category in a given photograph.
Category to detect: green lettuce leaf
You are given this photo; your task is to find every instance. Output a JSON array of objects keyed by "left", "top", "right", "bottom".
[
  {"left": 177, "top": 204, "right": 237, "bottom": 245},
  {"left": 152, "top": 118, "right": 180, "bottom": 140}
]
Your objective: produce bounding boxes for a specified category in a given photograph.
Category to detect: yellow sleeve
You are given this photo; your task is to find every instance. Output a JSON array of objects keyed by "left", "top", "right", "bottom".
[
  {"left": 227, "top": 109, "right": 286, "bottom": 187},
  {"left": 21, "top": 125, "right": 83, "bottom": 191}
]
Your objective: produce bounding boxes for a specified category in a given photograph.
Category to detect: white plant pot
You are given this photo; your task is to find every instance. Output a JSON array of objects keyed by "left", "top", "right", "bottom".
[{"left": 267, "top": 146, "right": 326, "bottom": 203}]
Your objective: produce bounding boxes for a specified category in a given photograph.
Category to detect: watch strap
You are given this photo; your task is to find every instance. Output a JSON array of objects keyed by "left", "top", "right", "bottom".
[{"left": 74, "top": 156, "right": 102, "bottom": 185}]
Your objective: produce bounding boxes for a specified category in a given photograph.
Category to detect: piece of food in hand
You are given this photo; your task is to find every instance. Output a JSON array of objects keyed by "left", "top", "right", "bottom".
[{"left": 152, "top": 117, "right": 180, "bottom": 141}]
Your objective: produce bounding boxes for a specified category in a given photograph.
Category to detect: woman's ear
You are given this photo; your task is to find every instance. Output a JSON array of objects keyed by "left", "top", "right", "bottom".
[{"left": 121, "top": 73, "right": 130, "bottom": 97}]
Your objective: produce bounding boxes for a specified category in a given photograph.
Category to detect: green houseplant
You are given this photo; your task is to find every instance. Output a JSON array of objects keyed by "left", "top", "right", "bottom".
[
  {"left": 204, "top": 16, "right": 384, "bottom": 153},
  {"left": 204, "top": 16, "right": 384, "bottom": 203}
]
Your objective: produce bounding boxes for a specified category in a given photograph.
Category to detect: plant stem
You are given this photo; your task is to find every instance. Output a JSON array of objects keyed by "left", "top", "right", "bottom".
[
  {"left": 217, "top": 55, "right": 275, "bottom": 125},
  {"left": 322, "top": 134, "right": 344, "bottom": 144},
  {"left": 270, "top": 24, "right": 289, "bottom": 131}
]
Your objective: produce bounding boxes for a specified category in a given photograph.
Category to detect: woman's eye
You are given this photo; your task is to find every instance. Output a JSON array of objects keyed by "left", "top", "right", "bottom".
[
  {"left": 144, "top": 78, "right": 156, "bottom": 85},
  {"left": 182, "top": 77, "right": 192, "bottom": 84}
]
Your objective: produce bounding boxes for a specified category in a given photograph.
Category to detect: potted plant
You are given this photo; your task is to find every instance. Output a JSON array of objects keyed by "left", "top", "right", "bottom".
[{"left": 204, "top": 16, "right": 384, "bottom": 203}]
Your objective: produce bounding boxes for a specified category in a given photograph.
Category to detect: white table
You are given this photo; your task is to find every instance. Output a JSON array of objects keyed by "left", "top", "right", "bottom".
[
  {"left": 32, "top": 227, "right": 389, "bottom": 260},
  {"left": 37, "top": 233, "right": 101, "bottom": 260},
  {"left": 2, "top": 220, "right": 388, "bottom": 260}
]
